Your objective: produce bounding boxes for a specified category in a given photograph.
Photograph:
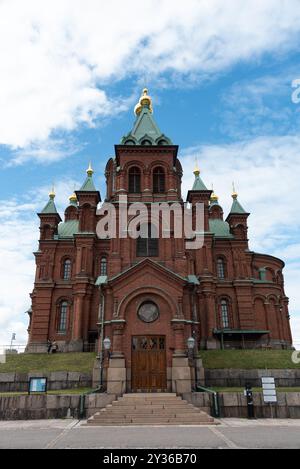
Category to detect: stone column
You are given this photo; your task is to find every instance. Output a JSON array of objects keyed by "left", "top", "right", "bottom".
[
  {"left": 112, "top": 324, "right": 124, "bottom": 357},
  {"left": 107, "top": 322, "right": 126, "bottom": 396},
  {"left": 171, "top": 322, "right": 192, "bottom": 394},
  {"left": 70, "top": 294, "right": 84, "bottom": 351},
  {"left": 204, "top": 292, "right": 218, "bottom": 349}
]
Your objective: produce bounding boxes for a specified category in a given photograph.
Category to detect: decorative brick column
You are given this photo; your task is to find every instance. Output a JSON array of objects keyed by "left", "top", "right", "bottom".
[
  {"left": 171, "top": 321, "right": 192, "bottom": 394},
  {"left": 69, "top": 294, "right": 84, "bottom": 351},
  {"left": 107, "top": 321, "right": 126, "bottom": 396}
]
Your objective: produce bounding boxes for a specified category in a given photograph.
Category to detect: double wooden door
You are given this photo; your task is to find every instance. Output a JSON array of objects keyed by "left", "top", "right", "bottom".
[{"left": 131, "top": 335, "right": 167, "bottom": 392}]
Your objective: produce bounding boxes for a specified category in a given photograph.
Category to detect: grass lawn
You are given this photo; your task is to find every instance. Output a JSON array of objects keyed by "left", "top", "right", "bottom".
[
  {"left": 0, "top": 352, "right": 96, "bottom": 374},
  {"left": 198, "top": 350, "right": 300, "bottom": 369},
  {"left": 0, "top": 350, "right": 299, "bottom": 374}
]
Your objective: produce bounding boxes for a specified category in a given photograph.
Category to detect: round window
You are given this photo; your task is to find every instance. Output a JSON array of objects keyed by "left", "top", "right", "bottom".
[{"left": 138, "top": 302, "right": 159, "bottom": 323}]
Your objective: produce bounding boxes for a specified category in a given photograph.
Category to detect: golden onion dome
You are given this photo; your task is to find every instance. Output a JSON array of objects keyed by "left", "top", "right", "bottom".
[
  {"left": 134, "top": 88, "right": 153, "bottom": 115},
  {"left": 211, "top": 191, "right": 219, "bottom": 202},
  {"left": 193, "top": 161, "right": 200, "bottom": 177},
  {"left": 49, "top": 185, "right": 55, "bottom": 199},
  {"left": 86, "top": 162, "right": 94, "bottom": 177},
  {"left": 134, "top": 102, "right": 142, "bottom": 116},
  {"left": 231, "top": 181, "right": 238, "bottom": 199},
  {"left": 69, "top": 192, "right": 77, "bottom": 203}
]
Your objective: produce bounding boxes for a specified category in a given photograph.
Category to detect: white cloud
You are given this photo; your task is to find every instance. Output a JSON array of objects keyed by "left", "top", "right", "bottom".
[
  {"left": 180, "top": 135, "right": 300, "bottom": 345},
  {"left": 0, "top": 178, "right": 80, "bottom": 345},
  {"left": 219, "top": 72, "right": 300, "bottom": 139},
  {"left": 1, "top": 0, "right": 300, "bottom": 148}
]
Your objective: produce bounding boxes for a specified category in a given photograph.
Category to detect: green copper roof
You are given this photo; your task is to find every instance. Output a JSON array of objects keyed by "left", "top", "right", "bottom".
[
  {"left": 213, "top": 328, "right": 269, "bottom": 335},
  {"left": 209, "top": 219, "right": 233, "bottom": 238},
  {"left": 40, "top": 196, "right": 58, "bottom": 214},
  {"left": 187, "top": 274, "right": 200, "bottom": 285},
  {"left": 95, "top": 275, "right": 108, "bottom": 286},
  {"left": 79, "top": 174, "right": 97, "bottom": 191},
  {"left": 230, "top": 197, "right": 247, "bottom": 214},
  {"left": 57, "top": 220, "right": 79, "bottom": 238},
  {"left": 121, "top": 106, "right": 172, "bottom": 145},
  {"left": 191, "top": 174, "right": 208, "bottom": 191}
]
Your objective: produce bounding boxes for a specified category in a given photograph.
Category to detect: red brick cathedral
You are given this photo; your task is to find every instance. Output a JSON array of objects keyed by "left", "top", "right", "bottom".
[{"left": 27, "top": 89, "right": 292, "bottom": 390}]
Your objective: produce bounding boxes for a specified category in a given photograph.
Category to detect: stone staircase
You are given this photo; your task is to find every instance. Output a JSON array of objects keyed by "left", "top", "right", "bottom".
[{"left": 86, "top": 393, "right": 217, "bottom": 426}]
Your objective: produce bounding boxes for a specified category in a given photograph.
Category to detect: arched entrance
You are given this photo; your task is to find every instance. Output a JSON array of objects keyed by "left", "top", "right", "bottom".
[{"left": 119, "top": 288, "right": 177, "bottom": 392}]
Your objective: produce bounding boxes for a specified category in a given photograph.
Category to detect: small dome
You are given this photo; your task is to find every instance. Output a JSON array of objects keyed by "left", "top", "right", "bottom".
[
  {"left": 69, "top": 192, "right": 77, "bottom": 204},
  {"left": 210, "top": 191, "right": 219, "bottom": 203},
  {"left": 134, "top": 88, "right": 153, "bottom": 115},
  {"left": 86, "top": 162, "right": 94, "bottom": 177}
]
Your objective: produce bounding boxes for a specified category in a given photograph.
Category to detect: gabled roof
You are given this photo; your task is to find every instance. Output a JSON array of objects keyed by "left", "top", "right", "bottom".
[
  {"left": 230, "top": 197, "right": 247, "bottom": 214},
  {"left": 191, "top": 174, "right": 208, "bottom": 191},
  {"left": 40, "top": 196, "right": 58, "bottom": 214},
  {"left": 109, "top": 258, "right": 187, "bottom": 285},
  {"left": 120, "top": 89, "right": 172, "bottom": 145},
  {"left": 79, "top": 174, "right": 97, "bottom": 192}
]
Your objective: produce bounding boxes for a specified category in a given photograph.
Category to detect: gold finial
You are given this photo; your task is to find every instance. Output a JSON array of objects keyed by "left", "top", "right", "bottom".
[
  {"left": 134, "top": 88, "right": 153, "bottom": 115},
  {"left": 210, "top": 183, "right": 218, "bottom": 202},
  {"left": 86, "top": 161, "right": 94, "bottom": 176},
  {"left": 232, "top": 181, "right": 238, "bottom": 199},
  {"left": 193, "top": 158, "right": 200, "bottom": 177},
  {"left": 69, "top": 192, "right": 77, "bottom": 203},
  {"left": 49, "top": 184, "right": 55, "bottom": 199}
]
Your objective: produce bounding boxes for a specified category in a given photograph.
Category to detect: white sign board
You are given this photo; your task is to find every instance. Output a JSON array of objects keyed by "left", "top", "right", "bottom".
[{"left": 262, "top": 377, "right": 277, "bottom": 403}]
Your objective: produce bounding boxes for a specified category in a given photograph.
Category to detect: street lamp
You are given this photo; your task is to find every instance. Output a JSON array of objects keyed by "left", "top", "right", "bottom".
[
  {"left": 187, "top": 336, "right": 197, "bottom": 391},
  {"left": 99, "top": 337, "right": 111, "bottom": 390},
  {"left": 103, "top": 337, "right": 111, "bottom": 353},
  {"left": 187, "top": 336, "right": 195, "bottom": 351}
]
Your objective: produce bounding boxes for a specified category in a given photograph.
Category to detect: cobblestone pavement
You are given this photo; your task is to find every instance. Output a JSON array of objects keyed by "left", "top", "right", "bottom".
[{"left": 0, "top": 419, "right": 300, "bottom": 449}]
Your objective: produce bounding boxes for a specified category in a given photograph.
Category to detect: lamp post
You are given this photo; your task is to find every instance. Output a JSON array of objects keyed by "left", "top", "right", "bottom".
[
  {"left": 187, "top": 336, "right": 198, "bottom": 391},
  {"left": 103, "top": 337, "right": 111, "bottom": 355},
  {"left": 99, "top": 337, "right": 111, "bottom": 389},
  {"left": 10, "top": 333, "right": 16, "bottom": 352},
  {"left": 187, "top": 336, "right": 195, "bottom": 353}
]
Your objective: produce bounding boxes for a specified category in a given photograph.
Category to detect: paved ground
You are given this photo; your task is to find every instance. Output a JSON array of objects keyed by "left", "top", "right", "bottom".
[{"left": 0, "top": 419, "right": 300, "bottom": 449}]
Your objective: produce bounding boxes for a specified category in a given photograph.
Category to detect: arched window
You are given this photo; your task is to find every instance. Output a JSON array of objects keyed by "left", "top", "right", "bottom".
[
  {"left": 100, "top": 257, "right": 107, "bottom": 276},
  {"left": 63, "top": 259, "right": 72, "bottom": 280},
  {"left": 136, "top": 223, "right": 159, "bottom": 257},
  {"left": 128, "top": 166, "right": 141, "bottom": 193},
  {"left": 220, "top": 300, "right": 229, "bottom": 329},
  {"left": 217, "top": 258, "right": 226, "bottom": 279},
  {"left": 153, "top": 167, "right": 165, "bottom": 193},
  {"left": 58, "top": 301, "right": 68, "bottom": 333}
]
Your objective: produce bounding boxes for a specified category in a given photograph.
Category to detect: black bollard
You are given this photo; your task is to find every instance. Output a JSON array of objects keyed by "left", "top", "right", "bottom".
[{"left": 245, "top": 382, "right": 255, "bottom": 419}]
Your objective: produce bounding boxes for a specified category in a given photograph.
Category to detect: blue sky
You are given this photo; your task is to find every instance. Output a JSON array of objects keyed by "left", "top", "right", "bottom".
[{"left": 0, "top": 0, "right": 300, "bottom": 347}]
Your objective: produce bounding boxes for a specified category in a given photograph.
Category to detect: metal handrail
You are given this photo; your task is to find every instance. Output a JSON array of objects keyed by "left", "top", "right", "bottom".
[{"left": 196, "top": 385, "right": 220, "bottom": 418}]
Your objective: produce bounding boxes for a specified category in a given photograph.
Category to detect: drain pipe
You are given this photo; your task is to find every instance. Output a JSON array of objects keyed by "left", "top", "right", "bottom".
[{"left": 98, "top": 286, "right": 105, "bottom": 390}]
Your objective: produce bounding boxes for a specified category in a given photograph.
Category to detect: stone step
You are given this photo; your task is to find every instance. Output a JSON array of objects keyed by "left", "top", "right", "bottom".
[
  {"left": 123, "top": 393, "right": 176, "bottom": 397},
  {"left": 90, "top": 416, "right": 214, "bottom": 423},
  {"left": 98, "top": 409, "right": 202, "bottom": 415},
  {"left": 111, "top": 401, "right": 192, "bottom": 408},
  {"left": 86, "top": 392, "right": 216, "bottom": 426},
  {"left": 119, "top": 396, "right": 182, "bottom": 402},
  {"left": 84, "top": 421, "right": 218, "bottom": 427}
]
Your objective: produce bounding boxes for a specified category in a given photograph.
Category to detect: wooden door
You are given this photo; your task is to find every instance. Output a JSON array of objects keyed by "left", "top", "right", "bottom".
[{"left": 131, "top": 335, "right": 167, "bottom": 392}]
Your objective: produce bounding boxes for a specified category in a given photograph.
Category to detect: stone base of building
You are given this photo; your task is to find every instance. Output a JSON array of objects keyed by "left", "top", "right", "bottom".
[
  {"left": 25, "top": 342, "right": 48, "bottom": 353},
  {"left": 107, "top": 357, "right": 126, "bottom": 396}
]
